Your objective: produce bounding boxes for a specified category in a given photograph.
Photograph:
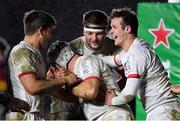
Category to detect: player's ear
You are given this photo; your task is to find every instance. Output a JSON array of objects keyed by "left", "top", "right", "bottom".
[
  {"left": 125, "top": 25, "right": 131, "bottom": 34},
  {"left": 37, "top": 26, "right": 43, "bottom": 37},
  {"left": 39, "top": 26, "right": 47, "bottom": 37}
]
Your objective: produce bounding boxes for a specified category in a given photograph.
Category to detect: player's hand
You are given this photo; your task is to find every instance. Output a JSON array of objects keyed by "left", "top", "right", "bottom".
[
  {"left": 54, "top": 68, "right": 70, "bottom": 78},
  {"left": 48, "top": 64, "right": 79, "bottom": 85},
  {"left": 170, "top": 85, "right": 180, "bottom": 94},
  {"left": 47, "top": 65, "right": 66, "bottom": 79},
  {"left": 53, "top": 64, "right": 79, "bottom": 85},
  {"left": 64, "top": 72, "right": 79, "bottom": 85},
  {"left": 46, "top": 66, "right": 55, "bottom": 79},
  {"left": 51, "top": 64, "right": 70, "bottom": 78},
  {"left": 104, "top": 90, "right": 116, "bottom": 105}
]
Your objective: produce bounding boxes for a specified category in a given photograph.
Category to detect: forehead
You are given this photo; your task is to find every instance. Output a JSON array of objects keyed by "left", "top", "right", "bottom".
[
  {"left": 111, "top": 17, "right": 124, "bottom": 26},
  {"left": 84, "top": 31, "right": 106, "bottom": 36},
  {"left": 84, "top": 31, "right": 106, "bottom": 35}
]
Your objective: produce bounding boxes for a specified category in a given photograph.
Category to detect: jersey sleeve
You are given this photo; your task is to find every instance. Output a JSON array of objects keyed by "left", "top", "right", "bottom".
[
  {"left": 10, "top": 48, "right": 37, "bottom": 78},
  {"left": 78, "top": 57, "right": 101, "bottom": 81}
]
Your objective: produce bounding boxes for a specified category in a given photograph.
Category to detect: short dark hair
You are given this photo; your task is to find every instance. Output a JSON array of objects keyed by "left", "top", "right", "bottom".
[
  {"left": 82, "top": 10, "right": 108, "bottom": 29},
  {"left": 23, "top": 10, "right": 57, "bottom": 35},
  {"left": 110, "top": 8, "right": 138, "bottom": 36}
]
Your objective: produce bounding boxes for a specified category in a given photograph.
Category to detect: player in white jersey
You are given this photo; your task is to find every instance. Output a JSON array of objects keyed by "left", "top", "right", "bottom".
[
  {"left": 50, "top": 10, "right": 128, "bottom": 120},
  {"left": 47, "top": 41, "right": 134, "bottom": 120},
  {"left": 98, "top": 8, "right": 180, "bottom": 120},
  {"left": 7, "top": 10, "right": 77, "bottom": 120},
  {"left": 70, "top": 10, "right": 123, "bottom": 87}
]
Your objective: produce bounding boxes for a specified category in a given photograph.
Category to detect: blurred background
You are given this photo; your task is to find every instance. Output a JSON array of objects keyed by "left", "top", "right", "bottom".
[{"left": 0, "top": 0, "right": 168, "bottom": 46}]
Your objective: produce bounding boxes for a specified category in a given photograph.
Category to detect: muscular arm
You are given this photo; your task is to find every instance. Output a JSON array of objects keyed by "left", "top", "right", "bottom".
[
  {"left": 19, "top": 73, "right": 66, "bottom": 96},
  {"left": 72, "top": 77, "right": 100, "bottom": 100},
  {"left": 49, "top": 86, "right": 79, "bottom": 103},
  {"left": 46, "top": 66, "right": 80, "bottom": 102}
]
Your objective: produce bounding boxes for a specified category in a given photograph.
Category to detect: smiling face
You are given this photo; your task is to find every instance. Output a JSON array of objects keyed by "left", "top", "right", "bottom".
[
  {"left": 84, "top": 31, "right": 106, "bottom": 50},
  {"left": 110, "top": 17, "right": 127, "bottom": 47}
]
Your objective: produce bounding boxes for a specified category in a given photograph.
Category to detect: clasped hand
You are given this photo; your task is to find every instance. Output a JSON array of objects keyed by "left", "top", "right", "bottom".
[{"left": 47, "top": 64, "right": 79, "bottom": 85}]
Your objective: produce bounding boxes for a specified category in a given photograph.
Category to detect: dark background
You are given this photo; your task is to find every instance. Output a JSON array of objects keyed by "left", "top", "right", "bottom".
[
  {"left": 0, "top": 0, "right": 168, "bottom": 116},
  {"left": 0, "top": 0, "right": 167, "bottom": 47}
]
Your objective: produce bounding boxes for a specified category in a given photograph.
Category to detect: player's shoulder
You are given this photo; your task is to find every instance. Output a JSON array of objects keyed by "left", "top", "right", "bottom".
[
  {"left": 82, "top": 54, "right": 100, "bottom": 62},
  {"left": 141, "top": 40, "right": 153, "bottom": 54},
  {"left": 10, "top": 43, "right": 36, "bottom": 61},
  {"left": 86, "top": 55, "right": 105, "bottom": 66},
  {"left": 11, "top": 44, "right": 29, "bottom": 55},
  {"left": 129, "top": 39, "right": 153, "bottom": 60},
  {"left": 69, "top": 36, "right": 84, "bottom": 45},
  {"left": 69, "top": 36, "right": 84, "bottom": 49}
]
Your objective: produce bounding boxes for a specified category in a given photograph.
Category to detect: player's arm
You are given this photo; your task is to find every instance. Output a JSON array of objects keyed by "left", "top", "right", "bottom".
[
  {"left": 46, "top": 65, "right": 80, "bottom": 102},
  {"left": 97, "top": 54, "right": 122, "bottom": 67},
  {"left": 11, "top": 49, "right": 66, "bottom": 95},
  {"left": 71, "top": 77, "right": 100, "bottom": 100},
  {"left": 112, "top": 78, "right": 141, "bottom": 105},
  {"left": 112, "top": 53, "right": 145, "bottom": 105},
  {"left": 19, "top": 73, "right": 67, "bottom": 96},
  {"left": 48, "top": 71, "right": 100, "bottom": 101},
  {"left": 49, "top": 86, "right": 79, "bottom": 103},
  {"left": 19, "top": 63, "right": 78, "bottom": 96}
]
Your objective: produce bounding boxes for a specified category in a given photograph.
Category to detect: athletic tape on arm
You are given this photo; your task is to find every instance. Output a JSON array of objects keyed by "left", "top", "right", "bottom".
[{"left": 112, "top": 78, "right": 140, "bottom": 105}]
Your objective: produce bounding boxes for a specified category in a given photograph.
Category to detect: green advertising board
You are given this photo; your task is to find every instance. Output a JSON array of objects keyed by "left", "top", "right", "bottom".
[{"left": 136, "top": 3, "right": 180, "bottom": 120}]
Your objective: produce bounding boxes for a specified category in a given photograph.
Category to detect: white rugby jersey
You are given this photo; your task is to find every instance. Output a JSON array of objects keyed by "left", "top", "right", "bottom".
[
  {"left": 115, "top": 38, "right": 177, "bottom": 112},
  {"left": 69, "top": 36, "right": 119, "bottom": 56},
  {"left": 8, "top": 41, "right": 46, "bottom": 113},
  {"left": 73, "top": 55, "right": 120, "bottom": 120},
  {"left": 70, "top": 36, "right": 121, "bottom": 82},
  {"left": 51, "top": 36, "right": 120, "bottom": 114}
]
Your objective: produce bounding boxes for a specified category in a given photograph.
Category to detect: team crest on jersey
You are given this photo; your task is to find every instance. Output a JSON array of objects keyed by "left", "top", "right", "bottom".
[
  {"left": 123, "top": 55, "right": 133, "bottom": 75},
  {"left": 81, "top": 60, "right": 93, "bottom": 75}
]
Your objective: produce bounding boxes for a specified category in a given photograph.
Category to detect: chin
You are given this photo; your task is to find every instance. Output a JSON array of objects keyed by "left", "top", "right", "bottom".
[{"left": 92, "top": 46, "right": 100, "bottom": 50}]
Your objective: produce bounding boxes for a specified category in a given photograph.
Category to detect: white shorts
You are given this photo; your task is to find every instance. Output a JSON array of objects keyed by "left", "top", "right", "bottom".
[
  {"left": 96, "top": 108, "right": 134, "bottom": 121},
  {"left": 146, "top": 101, "right": 180, "bottom": 121},
  {"left": 6, "top": 111, "right": 46, "bottom": 121}
]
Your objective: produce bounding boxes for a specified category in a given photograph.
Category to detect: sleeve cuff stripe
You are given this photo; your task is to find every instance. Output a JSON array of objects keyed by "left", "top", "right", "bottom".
[
  {"left": 127, "top": 74, "right": 140, "bottom": 78},
  {"left": 83, "top": 76, "right": 100, "bottom": 81},
  {"left": 18, "top": 71, "right": 36, "bottom": 79}
]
